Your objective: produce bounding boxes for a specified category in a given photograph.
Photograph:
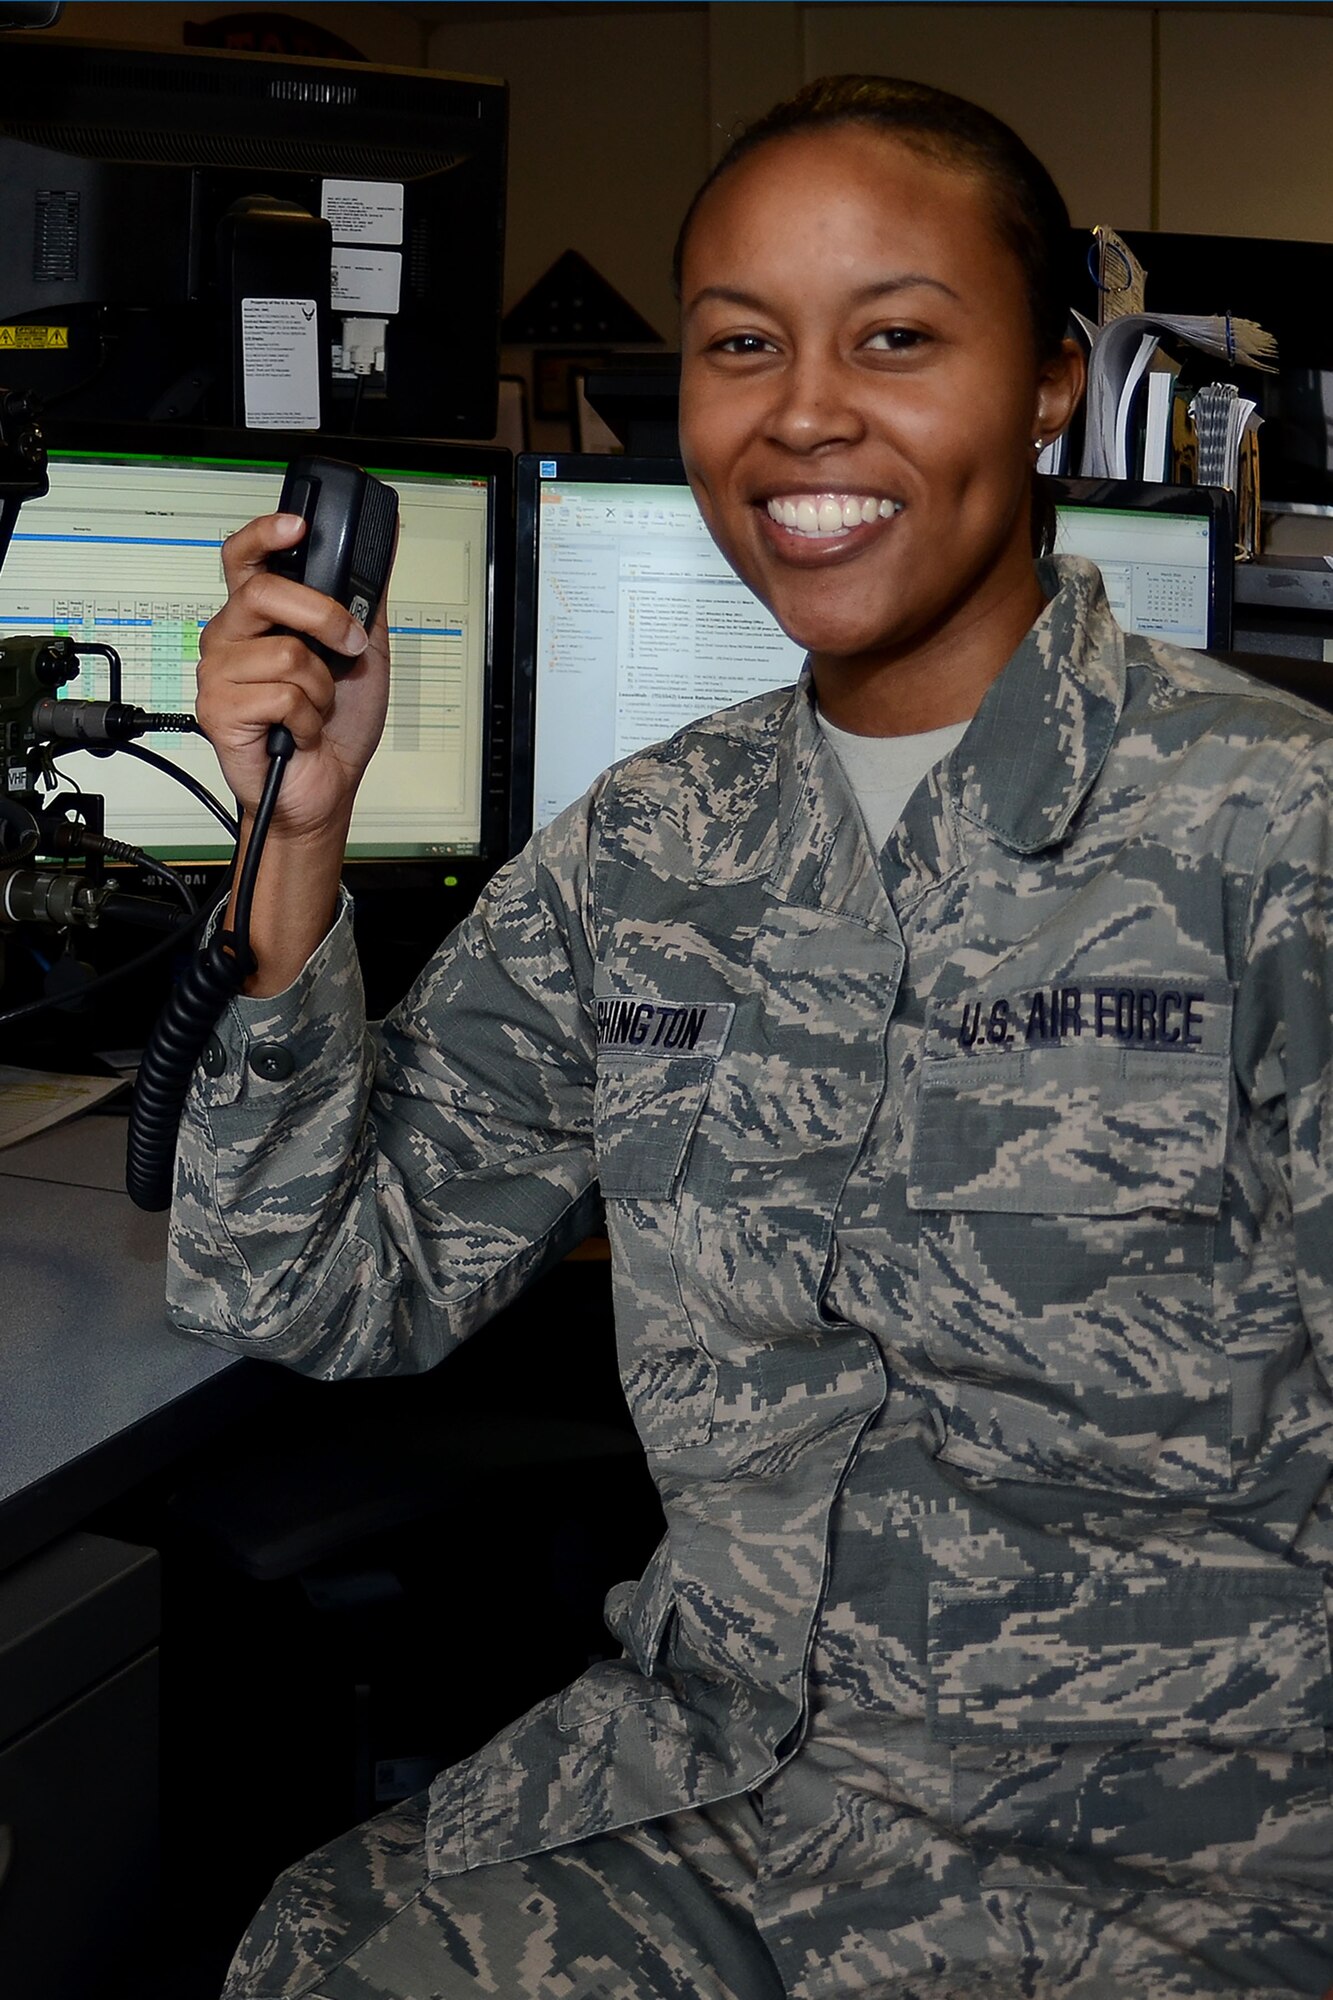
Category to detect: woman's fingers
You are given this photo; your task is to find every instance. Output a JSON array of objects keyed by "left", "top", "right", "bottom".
[
  {"left": 195, "top": 645, "right": 334, "bottom": 743},
  {"left": 215, "top": 513, "right": 370, "bottom": 658},
  {"left": 218, "top": 510, "right": 304, "bottom": 594},
  {"left": 196, "top": 672, "right": 338, "bottom": 760}
]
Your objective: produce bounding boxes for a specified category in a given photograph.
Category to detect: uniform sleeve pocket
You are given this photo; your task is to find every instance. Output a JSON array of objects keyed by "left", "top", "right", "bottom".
[
  {"left": 595, "top": 1057, "right": 712, "bottom": 1200},
  {"left": 928, "top": 1567, "right": 1332, "bottom": 1745}
]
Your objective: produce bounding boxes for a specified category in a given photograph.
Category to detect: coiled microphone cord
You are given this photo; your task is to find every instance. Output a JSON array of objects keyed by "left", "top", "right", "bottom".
[{"left": 126, "top": 725, "right": 295, "bottom": 1212}]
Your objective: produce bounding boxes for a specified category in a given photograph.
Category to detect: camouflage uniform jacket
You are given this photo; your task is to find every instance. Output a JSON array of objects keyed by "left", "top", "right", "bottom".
[{"left": 169, "top": 556, "right": 1333, "bottom": 1899}]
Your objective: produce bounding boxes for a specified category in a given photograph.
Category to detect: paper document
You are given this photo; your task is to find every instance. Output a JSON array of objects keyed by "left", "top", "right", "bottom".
[
  {"left": 0, "top": 1066, "right": 126, "bottom": 1149},
  {"left": 1080, "top": 312, "right": 1277, "bottom": 480}
]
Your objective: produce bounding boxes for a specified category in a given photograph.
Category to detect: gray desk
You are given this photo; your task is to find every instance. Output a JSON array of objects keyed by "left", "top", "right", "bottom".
[{"left": 0, "top": 1111, "right": 258, "bottom": 1573}]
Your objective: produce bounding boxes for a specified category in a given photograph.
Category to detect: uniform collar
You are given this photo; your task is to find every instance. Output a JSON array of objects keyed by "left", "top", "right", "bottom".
[
  {"left": 944, "top": 555, "right": 1125, "bottom": 854},
  {"left": 759, "top": 555, "right": 1121, "bottom": 918}
]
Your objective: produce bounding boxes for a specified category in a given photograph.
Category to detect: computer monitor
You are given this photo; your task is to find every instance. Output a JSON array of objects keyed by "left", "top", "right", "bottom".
[
  {"left": 0, "top": 37, "right": 507, "bottom": 439},
  {"left": 512, "top": 453, "right": 805, "bottom": 847},
  {"left": 1049, "top": 477, "right": 1234, "bottom": 650},
  {"left": 1, "top": 421, "right": 512, "bottom": 867}
]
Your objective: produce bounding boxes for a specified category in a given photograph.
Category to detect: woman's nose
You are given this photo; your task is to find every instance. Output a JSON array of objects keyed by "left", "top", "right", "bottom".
[{"left": 764, "top": 351, "right": 868, "bottom": 453}]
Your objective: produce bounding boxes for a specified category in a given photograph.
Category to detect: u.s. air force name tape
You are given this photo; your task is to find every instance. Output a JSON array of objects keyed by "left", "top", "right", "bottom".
[{"left": 938, "top": 981, "right": 1224, "bottom": 1054}]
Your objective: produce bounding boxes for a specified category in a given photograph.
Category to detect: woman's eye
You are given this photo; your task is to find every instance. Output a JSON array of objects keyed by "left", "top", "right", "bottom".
[
  {"left": 866, "top": 327, "right": 928, "bottom": 354},
  {"left": 712, "top": 333, "right": 774, "bottom": 356}
]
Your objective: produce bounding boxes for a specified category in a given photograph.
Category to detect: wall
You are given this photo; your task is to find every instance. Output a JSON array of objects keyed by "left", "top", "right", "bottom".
[
  {"left": 421, "top": 2, "right": 1333, "bottom": 348},
  {"left": 429, "top": 6, "right": 710, "bottom": 344}
]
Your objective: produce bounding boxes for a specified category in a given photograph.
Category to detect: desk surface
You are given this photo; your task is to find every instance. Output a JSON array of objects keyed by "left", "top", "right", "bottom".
[{"left": 0, "top": 1112, "right": 253, "bottom": 1571}]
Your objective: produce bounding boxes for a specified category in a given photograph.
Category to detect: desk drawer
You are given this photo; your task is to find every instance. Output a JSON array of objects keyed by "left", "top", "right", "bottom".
[
  {"left": 0, "top": 1532, "right": 159, "bottom": 1746},
  {"left": 0, "top": 1647, "right": 159, "bottom": 1997}
]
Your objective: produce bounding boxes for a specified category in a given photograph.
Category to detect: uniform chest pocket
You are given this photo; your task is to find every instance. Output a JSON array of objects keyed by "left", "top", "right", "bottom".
[
  {"left": 594, "top": 1056, "right": 718, "bottom": 1452},
  {"left": 594, "top": 1056, "right": 713, "bottom": 1199},
  {"left": 906, "top": 1042, "right": 1233, "bottom": 1496}
]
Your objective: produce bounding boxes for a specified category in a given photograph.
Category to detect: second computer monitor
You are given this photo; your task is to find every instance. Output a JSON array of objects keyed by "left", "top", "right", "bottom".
[
  {"left": 513, "top": 454, "right": 804, "bottom": 846},
  {"left": 1049, "top": 477, "right": 1234, "bottom": 652}
]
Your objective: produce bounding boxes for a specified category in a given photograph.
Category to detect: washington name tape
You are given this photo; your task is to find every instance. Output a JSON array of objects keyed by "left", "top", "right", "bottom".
[{"left": 596, "top": 996, "right": 735, "bottom": 1058}]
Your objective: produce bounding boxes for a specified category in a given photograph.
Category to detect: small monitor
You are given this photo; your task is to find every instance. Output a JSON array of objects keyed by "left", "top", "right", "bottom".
[
  {"left": 512, "top": 453, "right": 804, "bottom": 848},
  {"left": 1, "top": 422, "right": 512, "bottom": 865},
  {"left": 1049, "top": 477, "right": 1234, "bottom": 650}
]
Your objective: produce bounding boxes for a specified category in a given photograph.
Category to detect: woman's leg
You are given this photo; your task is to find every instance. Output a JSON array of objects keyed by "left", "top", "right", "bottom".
[{"left": 223, "top": 1789, "right": 787, "bottom": 2000}]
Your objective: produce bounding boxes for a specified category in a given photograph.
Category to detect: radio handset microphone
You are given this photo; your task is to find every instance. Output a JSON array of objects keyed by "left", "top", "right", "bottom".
[
  {"left": 125, "top": 457, "right": 399, "bottom": 1212},
  {"left": 264, "top": 456, "right": 398, "bottom": 750}
]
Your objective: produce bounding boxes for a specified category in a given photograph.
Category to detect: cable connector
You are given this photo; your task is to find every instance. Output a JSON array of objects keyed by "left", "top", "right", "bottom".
[
  {"left": 0, "top": 867, "right": 109, "bottom": 929},
  {"left": 30, "top": 696, "right": 201, "bottom": 745}
]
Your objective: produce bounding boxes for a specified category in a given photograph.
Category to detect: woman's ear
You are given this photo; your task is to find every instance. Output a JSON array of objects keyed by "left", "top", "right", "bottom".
[{"left": 1034, "top": 336, "right": 1086, "bottom": 446}]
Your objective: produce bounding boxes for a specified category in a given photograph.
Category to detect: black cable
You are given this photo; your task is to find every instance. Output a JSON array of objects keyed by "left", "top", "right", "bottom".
[
  {"left": 125, "top": 727, "right": 294, "bottom": 1212},
  {"left": 98, "top": 741, "right": 238, "bottom": 838},
  {"left": 0, "top": 899, "right": 209, "bottom": 1031},
  {"left": 78, "top": 832, "right": 197, "bottom": 915},
  {"left": 76, "top": 640, "right": 123, "bottom": 703},
  {"left": 231, "top": 725, "right": 292, "bottom": 942}
]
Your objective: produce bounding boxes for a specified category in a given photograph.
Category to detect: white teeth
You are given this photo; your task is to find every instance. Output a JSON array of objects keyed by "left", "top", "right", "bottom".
[{"left": 766, "top": 494, "right": 901, "bottom": 538}]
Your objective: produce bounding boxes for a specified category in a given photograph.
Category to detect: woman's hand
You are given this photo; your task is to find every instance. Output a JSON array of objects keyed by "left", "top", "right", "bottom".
[
  {"left": 194, "top": 509, "right": 396, "bottom": 995},
  {"left": 196, "top": 510, "right": 392, "bottom": 845}
]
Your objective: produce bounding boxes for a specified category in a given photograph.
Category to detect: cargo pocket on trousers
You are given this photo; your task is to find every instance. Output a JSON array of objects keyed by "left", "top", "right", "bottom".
[
  {"left": 928, "top": 1566, "right": 1333, "bottom": 1902},
  {"left": 595, "top": 1055, "right": 718, "bottom": 1451},
  {"left": 907, "top": 1039, "right": 1232, "bottom": 1495}
]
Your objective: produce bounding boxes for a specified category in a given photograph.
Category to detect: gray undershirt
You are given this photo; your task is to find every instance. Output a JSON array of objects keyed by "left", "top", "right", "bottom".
[{"left": 816, "top": 710, "right": 969, "bottom": 852}]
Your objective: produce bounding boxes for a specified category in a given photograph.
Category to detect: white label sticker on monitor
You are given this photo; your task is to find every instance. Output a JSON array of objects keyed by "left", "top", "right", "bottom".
[
  {"left": 240, "top": 297, "right": 321, "bottom": 430},
  {"left": 321, "top": 179, "right": 405, "bottom": 246},
  {"left": 331, "top": 247, "right": 403, "bottom": 317}
]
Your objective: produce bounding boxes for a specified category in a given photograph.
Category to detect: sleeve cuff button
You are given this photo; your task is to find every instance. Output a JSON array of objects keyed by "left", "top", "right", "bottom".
[{"left": 249, "top": 1042, "right": 296, "bottom": 1081}]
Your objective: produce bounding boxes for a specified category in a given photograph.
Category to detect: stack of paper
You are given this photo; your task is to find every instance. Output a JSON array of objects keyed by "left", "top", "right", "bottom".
[
  {"left": 1191, "top": 381, "right": 1262, "bottom": 493},
  {"left": 1080, "top": 312, "right": 1277, "bottom": 481}
]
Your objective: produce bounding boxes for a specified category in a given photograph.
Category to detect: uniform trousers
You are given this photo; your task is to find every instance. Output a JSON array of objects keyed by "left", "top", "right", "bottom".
[
  {"left": 221, "top": 1789, "right": 781, "bottom": 2000},
  {"left": 223, "top": 1758, "right": 1331, "bottom": 2000}
]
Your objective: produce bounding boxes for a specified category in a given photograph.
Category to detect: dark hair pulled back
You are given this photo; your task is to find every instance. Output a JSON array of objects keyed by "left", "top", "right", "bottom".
[{"left": 673, "top": 74, "right": 1072, "bottom": 367}]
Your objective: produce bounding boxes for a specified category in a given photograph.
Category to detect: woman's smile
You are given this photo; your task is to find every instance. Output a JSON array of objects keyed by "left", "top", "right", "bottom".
[{"left": 764, "top": 493, "right": 903, "bottom": 536}]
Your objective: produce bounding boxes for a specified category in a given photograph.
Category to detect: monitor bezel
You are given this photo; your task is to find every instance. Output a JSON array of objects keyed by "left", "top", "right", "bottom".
[
  {"left": 33, "top": 417, "right": 515, "bottom": 876},
  {"left": 1047, "top": 475, "right": 1235, "bottom": 651}
]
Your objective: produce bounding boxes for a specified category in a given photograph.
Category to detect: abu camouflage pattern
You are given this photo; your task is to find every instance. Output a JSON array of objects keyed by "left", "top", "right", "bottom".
[{"left": 171, "top": 558, "right": 1333, "bottom": 1993}]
